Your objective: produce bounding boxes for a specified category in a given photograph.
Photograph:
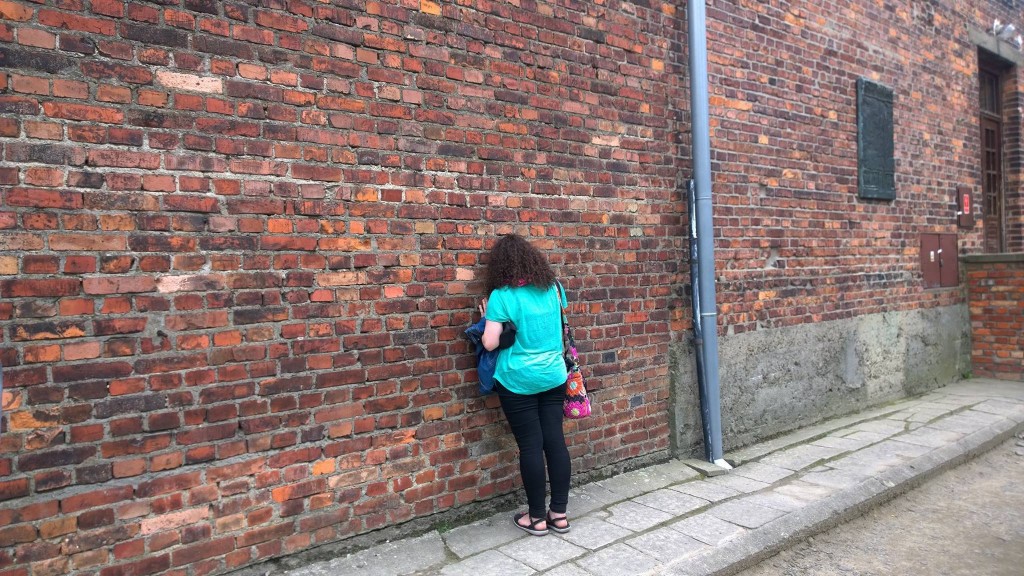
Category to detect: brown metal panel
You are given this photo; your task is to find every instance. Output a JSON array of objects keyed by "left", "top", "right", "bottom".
[
  {"left": 939, "top": 234, "right": 959, "bottom": 287},
  {"left": 920, "top": 234, "right": 940, "bottom": 288}
]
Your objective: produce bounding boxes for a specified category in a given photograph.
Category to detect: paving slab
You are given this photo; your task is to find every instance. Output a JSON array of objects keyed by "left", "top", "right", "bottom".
[
  {"left": 287, "top": 533, "right": 445, "bottom": 576},
  {"left": 606, "top": 500, "right": 675, "bottom": 531},
  {"left": 931, "top": 411, "right": 1006, "bottom": 434},
  {"left": 799, "top": 467, "right": 873, "bottom": 490},
  {"left": 771, "top": 480, "right": 837, "bottom": 503},
  {"left": 706, "top": 473, "right": 770, "bottom": 494},
  {"left": 438, "top": 550, "right": 534, "bottom": 576},
  {"left": 836, "top": 430, "right": 890, "bottom": 444},
  {"left": 625, "top": 526, "right": 709, "bottom": 563},
  {"left": 827, "top": 452, "right": 903, "bottom": 476},
  {"left": 971, "top": 398, "right": 1024, "bottom": 418},
  {"left": 670, "top": 479, "right": 740, "bottom": 502},
  {"left": 644, "top": 459, "right": 703, "bottom": 484},
  {"left": 632, "top": 488, "right": 708, "bottom": 516},
  {"left": 670, "top": 512, "right": 747, "bottom": 546},
  {"left": 895, "top": 406, "right": 954, "bottom": 423},
  {"left": 707, "top": 499, "right": 787, "bottom": 529},
  {"left": 442, "top": 511, "right": 524, "bottom": 559},
  {"left": 597, "top": 467, "right": 679, "bottom": 499},
  {"left": 894, "top": 426, "right": 965, "bottom": 448},
  {"left": 498, "top": 533, "right": 587, "bottom": 571},
  {"left": 809, "top": 434, "right": 874, "bottom": 451},
  {"left": 541, "top": 564, "right": 593, "bottom": 576},
  {"left": 730, "top": 462, "right": 794, "bottom": 484},
  {"left": 567, "top": 482, "right": 622, "bottom": 516},
  {"left": 740, "top": 491, "right": 807, "bottom": 513},
  {"left": 574, "top": 543, "right": 660, "bottom": 576},
  {"left": 557, "top": 513, "right": 634, "bottom": 550},
  {"left": 760, "top": 444, "right": 845, "bottom": 471}
]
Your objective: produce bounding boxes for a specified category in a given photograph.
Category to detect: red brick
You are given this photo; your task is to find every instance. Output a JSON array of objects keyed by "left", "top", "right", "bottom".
[
  {"left": 100, "top": 434, "right": 172, "bottom": 458},
  {"left": 0, "top": 478, "right": 29, "bottom": 502},
  {"left": 59, "top": 487, "right": 130, "bottom": 515},
  {"left": 6, "top": 188, "right": 82, "bottom": 209},
  {"left": 170, "top": 537, "right": 233, "bottom": 567},
  {"left": 0, "top": 1, "right": 33, "bottom": 21},
  {"left": 82, "top": 276, "right": 156, "bottom": 295},
  {"left": 0, "top": 278, "right": 79, "bottom": 298},
  {"left": 38, "top": 9, "right": 115, "bottom": 34},
  {"left": 42, "top": 102, "right": 124, "bottom": 123}
]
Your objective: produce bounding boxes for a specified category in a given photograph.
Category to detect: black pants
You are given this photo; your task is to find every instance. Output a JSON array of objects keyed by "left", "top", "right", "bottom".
[{"left": 495, "top": 381, "right": 571, "bottom": 518}]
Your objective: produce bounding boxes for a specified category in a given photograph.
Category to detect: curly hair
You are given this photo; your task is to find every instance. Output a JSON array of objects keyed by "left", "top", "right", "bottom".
[{"left": 484, "top": 234, "right": 557, "bottom": 294}]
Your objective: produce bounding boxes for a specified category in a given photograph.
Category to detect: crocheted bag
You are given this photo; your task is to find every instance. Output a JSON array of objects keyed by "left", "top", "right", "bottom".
[{"left": 557, "top": 283, "right": 591, "bottom": 419}]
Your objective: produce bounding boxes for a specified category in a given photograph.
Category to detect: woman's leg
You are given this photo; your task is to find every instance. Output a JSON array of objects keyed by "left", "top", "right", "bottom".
[
  {"left": 537, "top": 383, "right": 570, "bottom": 515},
  {"left": 495, "top": 383, "right": 549, "bottom": 521}
]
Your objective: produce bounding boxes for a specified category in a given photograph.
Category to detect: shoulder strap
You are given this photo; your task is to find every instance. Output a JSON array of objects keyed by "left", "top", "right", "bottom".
[{"left": 555, "top": 281, "right": 576, "bottom": 350}]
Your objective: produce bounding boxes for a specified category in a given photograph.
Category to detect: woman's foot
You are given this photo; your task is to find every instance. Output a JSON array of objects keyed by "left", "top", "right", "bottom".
[
  {"left": 513, "top": 512, "right": 548, "bottom": 536},
  {"left": 546, "top": 512, "right": 570, "bottom": 533}
]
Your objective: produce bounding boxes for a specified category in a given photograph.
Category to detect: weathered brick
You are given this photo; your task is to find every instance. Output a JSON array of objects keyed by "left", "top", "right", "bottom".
[
  {"left": 63, "top": 524, "right": 135, "bottom": 554},
  {"left": 93, "top": 394, "right": 167, "bottom": 419},
  {"left": 0, "top": 279, "right": 80, "bottom": 298},
  {"left": 52, "top": 361, "right": 132, "bottom": 383},
  {"left": 6, "top": 187, "right": 83, "bottom": 209},
  {"left": 5, "top": 142, "right": 83, "bottom": 165},
  {"left": 80, "top": 61, "right": 152, "bottom": 84},
  {"left": 11, "top": 320, "right": 87, "bottom": 341},
  {"left": 170, "top": 537, "right": 233, "bottom": 566},
  {"left": 0, "top": 45, "right": 76, "bottom": 74},
  {"left": 82, "top": 276, "right": 155, "bottom": 295},
  {"left": 100, "top": 434, "right": 172, "bottom": 458},
  {"left": 42, "top": 102, "right": 124, "bottom": 123},
  {"left": 18, "top": 446, "right": 96, "bottom": 472},
  {"left": 99, "top": 554, "right": 171, "bottom": 576},
  {"left": 0, "top": 478, "right": 30, "bottom": 502}
]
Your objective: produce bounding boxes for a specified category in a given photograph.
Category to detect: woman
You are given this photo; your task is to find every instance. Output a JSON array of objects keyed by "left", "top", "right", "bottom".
[{"left": 478, "top": 234, "right": 571, "bottom": 537}]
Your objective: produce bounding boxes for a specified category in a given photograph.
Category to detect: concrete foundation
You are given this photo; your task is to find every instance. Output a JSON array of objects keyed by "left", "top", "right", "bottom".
[{"left": 671, "top": 305, "right": 971, "bottom": 457}]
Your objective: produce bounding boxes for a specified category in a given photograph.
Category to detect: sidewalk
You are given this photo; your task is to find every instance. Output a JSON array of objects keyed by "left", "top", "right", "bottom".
[{"left": 280, "top": 378, "right": 1024, "bottom": 576}]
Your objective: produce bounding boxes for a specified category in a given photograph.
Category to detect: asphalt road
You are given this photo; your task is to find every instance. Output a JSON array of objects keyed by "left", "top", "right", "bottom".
[{"left": 735, "top": 433, "right": 1024, "bottom": 576}]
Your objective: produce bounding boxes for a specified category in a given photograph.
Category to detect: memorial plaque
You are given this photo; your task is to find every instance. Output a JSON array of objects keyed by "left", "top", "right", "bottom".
[{"left": 857, "top": 79, "right": 895, "bottom": 200}]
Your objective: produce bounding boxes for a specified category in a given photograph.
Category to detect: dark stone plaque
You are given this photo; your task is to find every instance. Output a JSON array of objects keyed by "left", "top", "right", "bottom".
[{"left": 857, "top": 78, "right": 895, "bottom": 200}]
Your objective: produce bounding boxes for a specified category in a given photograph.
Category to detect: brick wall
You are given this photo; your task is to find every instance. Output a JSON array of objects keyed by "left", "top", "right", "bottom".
[
  {"left": 0, "top": 2, "right": 685, "bottom": 574},
  {"left": 703, "top": 1, "right": 1024, "bottom": 331},
  {"left": 964, "top": 255, "right": 1024, "bottom": 380},
  {"left": 0, "top": 0, "right": 1018, "bottom": 575}
]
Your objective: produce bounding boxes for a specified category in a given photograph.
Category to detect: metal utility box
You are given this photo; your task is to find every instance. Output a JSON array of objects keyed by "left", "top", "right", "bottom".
[
  {"left": 920, "top": 233, "right": 959, "bottom": 288},
  {"left": 957, "top": 185, "right": 974, "bottom": 228}
]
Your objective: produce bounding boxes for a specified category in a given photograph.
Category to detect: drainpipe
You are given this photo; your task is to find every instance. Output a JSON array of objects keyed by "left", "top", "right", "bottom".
[{"left": 687, "top": 0, "right": 730, "bottom": 469}]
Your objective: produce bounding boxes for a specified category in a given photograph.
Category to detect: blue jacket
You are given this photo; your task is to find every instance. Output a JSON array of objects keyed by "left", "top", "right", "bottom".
[{"left": 464, "top": 318, "right": 497, "bottom": 394}]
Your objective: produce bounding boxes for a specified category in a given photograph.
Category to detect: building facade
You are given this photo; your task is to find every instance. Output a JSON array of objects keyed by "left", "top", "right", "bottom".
[{"left": 0, "top": 0, "right": 1020, "bottom": 574}]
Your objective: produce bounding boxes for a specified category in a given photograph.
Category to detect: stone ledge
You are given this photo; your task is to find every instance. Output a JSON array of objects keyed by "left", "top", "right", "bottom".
[{"left": 961, "top": 252, "right": 1024, "bottom": 264}]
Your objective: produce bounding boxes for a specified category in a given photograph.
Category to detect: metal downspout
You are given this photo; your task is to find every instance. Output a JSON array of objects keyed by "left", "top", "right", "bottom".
[{"left": 687, "top": 0, "right": 730, "bottom": 468}]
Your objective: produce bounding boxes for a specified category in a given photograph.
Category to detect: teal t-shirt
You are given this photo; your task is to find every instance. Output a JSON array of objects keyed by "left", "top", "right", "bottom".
[{"left": 485, "top": 283, "right": 568, "bottom": 394}]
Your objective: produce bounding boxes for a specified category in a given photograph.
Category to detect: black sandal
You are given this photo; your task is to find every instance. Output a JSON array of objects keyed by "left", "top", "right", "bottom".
[
  {"left": 513, "top": 512, "right": 549, "bottom": 536},
  {"left": 546, "top": 512, "right": 570, "bottom": 534}
]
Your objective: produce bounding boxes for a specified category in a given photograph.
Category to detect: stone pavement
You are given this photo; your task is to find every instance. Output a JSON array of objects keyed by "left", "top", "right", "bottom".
[{"left": 280, "top": 378, "right": 1024, "bottom": 576}]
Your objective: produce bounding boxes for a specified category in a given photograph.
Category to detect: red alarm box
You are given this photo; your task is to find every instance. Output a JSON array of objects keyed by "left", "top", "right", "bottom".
[{"left": 957, "top": 186, "right": 974, "bottom": 228}]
